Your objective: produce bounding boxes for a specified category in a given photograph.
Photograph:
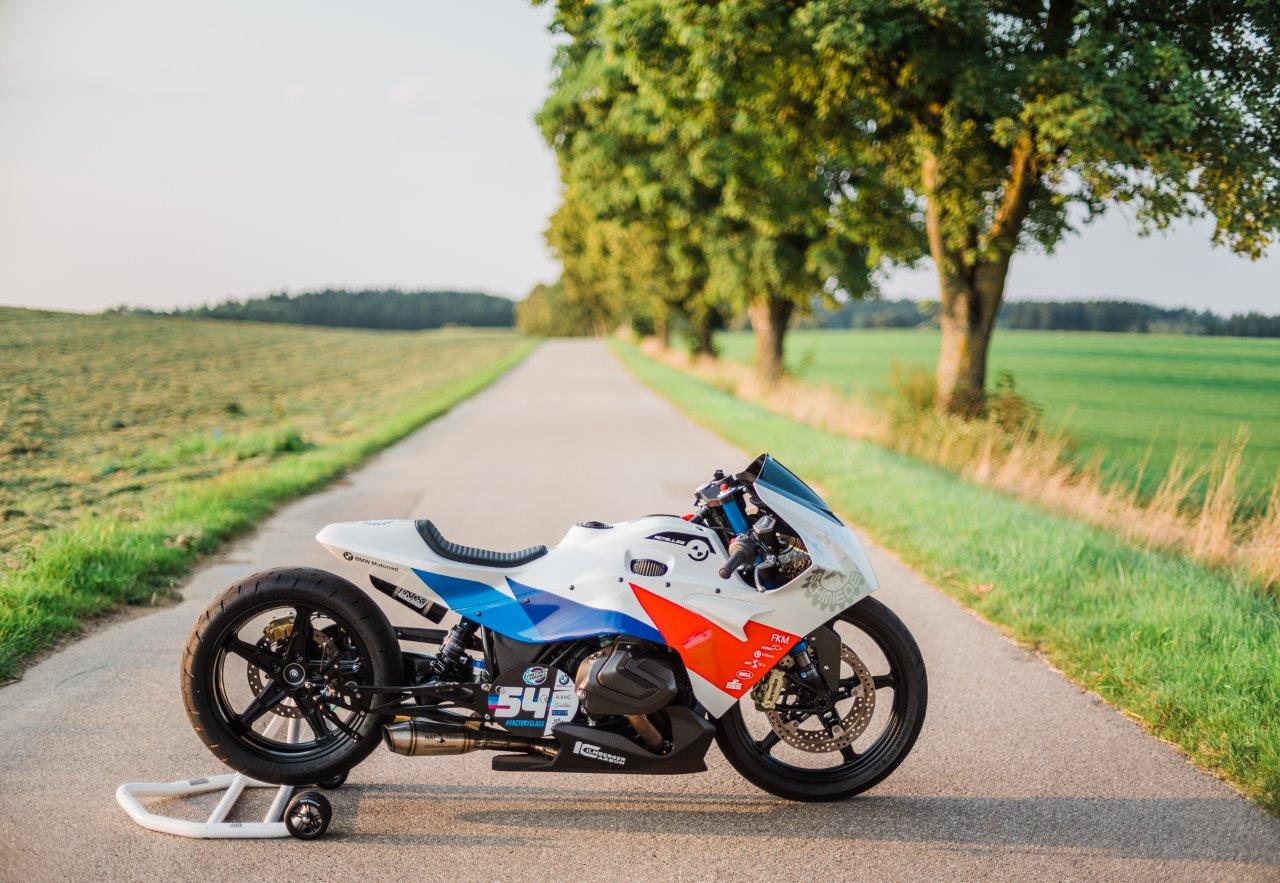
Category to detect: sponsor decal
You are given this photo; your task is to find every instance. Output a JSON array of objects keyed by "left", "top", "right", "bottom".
[
  {"left": 572, "top": 741, "right": 626, "bottom": 766},
  {"left": 736, "top": 669, "right": 753, "bottom": 680},
  {"left": 646, "top": 531, "right": 712, "bottom": 562},
  {"left": 393, "top": 586, "right": 430, "bottom": 610},
  {"left": 725, "top": 678, "right": 743, "bottom": 691},
  {"left": 801, "top": 566, "right": 866, "bottom": 612},
  {"left": 488, "top": 666, "right": 579, "bottom": 736},
  {"left": 340, "top": 550, "right": 399, "bottom": 572}
]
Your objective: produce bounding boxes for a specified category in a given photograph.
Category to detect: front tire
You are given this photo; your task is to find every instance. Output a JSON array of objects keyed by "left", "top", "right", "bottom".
[
  {"left": 716, "top": 596, "right": 927, "bottom": 801},
  {"left": 182, "top": 567, "right": 402, "bottom": 785}
]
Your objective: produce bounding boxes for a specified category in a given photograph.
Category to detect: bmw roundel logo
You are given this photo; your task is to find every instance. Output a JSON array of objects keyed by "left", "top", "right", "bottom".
[{"left": 343, "top": 551, "right": 354, "bottom": 561}]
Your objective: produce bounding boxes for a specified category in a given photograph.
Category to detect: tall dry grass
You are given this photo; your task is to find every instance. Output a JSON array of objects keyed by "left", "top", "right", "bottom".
[{"left": 639, "top": 338, "right": 1280, "bottom": 591}]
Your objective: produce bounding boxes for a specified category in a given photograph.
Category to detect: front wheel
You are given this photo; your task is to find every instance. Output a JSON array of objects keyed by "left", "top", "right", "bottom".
[{"left": 715, "top": 596, "right": 927, "bottom": 801}]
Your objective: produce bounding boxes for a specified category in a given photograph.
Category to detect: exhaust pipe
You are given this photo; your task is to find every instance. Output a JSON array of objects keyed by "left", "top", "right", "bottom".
[{"left": 383, "top": 720, "right": 558, "bottom": 758}]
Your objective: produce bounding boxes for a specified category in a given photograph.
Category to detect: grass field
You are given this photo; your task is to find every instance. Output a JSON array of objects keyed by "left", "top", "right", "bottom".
[
  {"left": 0, "top": 308, "right": 530, "bottom": 679},
  {"left": 717, "top": 329, "right": 1280, "bottom": 500},
  {"left": 615, "top": 340, "right": 1280, "bottom": 813}
]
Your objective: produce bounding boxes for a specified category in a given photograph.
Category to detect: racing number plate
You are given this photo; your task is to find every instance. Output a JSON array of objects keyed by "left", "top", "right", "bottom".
[{"left": 487, "top": 664, "right": 579, "bottom": 737}]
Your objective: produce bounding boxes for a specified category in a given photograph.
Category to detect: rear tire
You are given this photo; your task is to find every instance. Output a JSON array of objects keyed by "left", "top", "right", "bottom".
[
  {"left": 715, "top": 596, "right": 926, "bottom": 801},
  {"left": 182, "top": 567, "right": 402, "bottom": 785}
]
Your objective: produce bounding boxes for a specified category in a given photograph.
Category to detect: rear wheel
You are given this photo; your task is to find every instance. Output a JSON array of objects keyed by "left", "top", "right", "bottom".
[
  {"left": 182, "top": 567, "right": 402, "bottom": 785},
  {"left": 715, "top": 596, "right": 926, "bottom": 801}
]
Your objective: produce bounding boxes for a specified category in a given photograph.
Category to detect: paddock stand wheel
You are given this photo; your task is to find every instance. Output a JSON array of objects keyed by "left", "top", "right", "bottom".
[{"left": 285, "top": 791, "right": 332, "bottom": 840}]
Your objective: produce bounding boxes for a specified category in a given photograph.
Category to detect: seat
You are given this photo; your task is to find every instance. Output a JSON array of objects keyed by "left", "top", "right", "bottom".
[{"left": 414, "top": 519, "right": 547, "bottom": 568}]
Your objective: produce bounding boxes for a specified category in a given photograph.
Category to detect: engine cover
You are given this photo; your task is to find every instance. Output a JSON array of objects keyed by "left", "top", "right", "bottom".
[{"left": 579, "top": 643, "right": 678, "bottom": 716}]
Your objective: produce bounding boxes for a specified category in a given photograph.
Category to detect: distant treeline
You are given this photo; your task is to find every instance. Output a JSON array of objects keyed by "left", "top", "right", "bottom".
[
  {"left": 115, "top": 289, "right": 515, "bottom": 330},
  {"left": 804, "top": 298, "right": 1280, "bottom": 338}
]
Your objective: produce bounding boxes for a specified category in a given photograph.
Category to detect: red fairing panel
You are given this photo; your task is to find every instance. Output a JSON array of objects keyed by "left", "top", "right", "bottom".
[{"left": 631, "top": 583, "right": 799, "bottom": 699}]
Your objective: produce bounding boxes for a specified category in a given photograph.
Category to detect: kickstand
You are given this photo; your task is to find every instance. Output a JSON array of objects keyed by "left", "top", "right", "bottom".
[{"left": 117, "top": 715, "right": 300, "bottom": 839}]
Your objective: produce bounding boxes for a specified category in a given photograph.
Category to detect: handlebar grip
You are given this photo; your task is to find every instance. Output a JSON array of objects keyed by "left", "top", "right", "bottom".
[{"left": 718, "top": 538, "right": 755, "bottom": 579}]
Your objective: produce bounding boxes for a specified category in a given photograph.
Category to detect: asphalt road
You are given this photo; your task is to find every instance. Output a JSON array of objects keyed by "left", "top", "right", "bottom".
[{"left": 0, "top": 340, "right": 1276, "bottom": 881}]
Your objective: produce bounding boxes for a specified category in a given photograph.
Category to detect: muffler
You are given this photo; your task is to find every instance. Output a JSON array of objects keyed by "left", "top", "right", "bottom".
[{"left": 383, "top": 720, "right": 558, "bottom": 758}]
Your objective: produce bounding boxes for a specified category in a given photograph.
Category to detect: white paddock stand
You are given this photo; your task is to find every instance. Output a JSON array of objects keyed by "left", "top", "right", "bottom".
[{"left": 116, "top": 715, "right": 304, "bottom": 839}]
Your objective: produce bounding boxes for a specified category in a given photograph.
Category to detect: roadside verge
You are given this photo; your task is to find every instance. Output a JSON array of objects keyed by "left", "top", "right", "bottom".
[
  {"left": 613, "top": 339, "right": 1280, "bottom": 814},
  {"left": 0, "top": 341, "right": 534, "bottom": 682}
]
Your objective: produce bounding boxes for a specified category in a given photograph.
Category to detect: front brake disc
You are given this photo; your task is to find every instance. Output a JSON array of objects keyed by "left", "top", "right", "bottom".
[{"left": 764, "top": 644, "right": 875, "bottom": 752}]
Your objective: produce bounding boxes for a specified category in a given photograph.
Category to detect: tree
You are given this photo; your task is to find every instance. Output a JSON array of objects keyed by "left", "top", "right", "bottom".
[
  {"left": 539, "top": 0, "right": 893, "bottom": 380},
  {"left": 780, "top": 0, "right": 1280, "bottom": 413},
  {"left": 545, "top": 181, "right": 722, "bottom": 351},
  {"left": 516, "top": 280, "right": 600, "bottom": 336}
]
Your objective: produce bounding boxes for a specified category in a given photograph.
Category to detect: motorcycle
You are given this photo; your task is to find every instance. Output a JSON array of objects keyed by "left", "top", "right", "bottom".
[{"left": 182, "top": 454, "right": 926, "bottom": 837}]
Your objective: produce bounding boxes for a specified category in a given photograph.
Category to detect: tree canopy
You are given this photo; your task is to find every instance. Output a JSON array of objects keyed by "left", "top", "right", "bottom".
[
  {"left": 538, "top": 0, "right": 905, "bottom": 376},
  {"left": 537, "top": 0, "right": 1279, "bottom": 412}
]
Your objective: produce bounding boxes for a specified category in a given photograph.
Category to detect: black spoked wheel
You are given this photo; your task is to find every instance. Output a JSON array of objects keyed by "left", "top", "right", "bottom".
[
  {"left": 183, "top": 567, "right": 402, "bottom": 785},
  {"left": 716, "top": 596, "right": 926, "bottom": 801}
]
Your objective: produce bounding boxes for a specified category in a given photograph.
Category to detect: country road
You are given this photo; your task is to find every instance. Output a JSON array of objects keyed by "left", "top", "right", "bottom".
[{"left": 0, "top": 340, "right": 1276, "bottom": 881}]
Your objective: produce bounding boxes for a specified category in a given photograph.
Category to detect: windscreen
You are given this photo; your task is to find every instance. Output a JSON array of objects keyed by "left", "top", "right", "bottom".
[{"left": 742, "top": 454, "right": 842, "bottom": 526}]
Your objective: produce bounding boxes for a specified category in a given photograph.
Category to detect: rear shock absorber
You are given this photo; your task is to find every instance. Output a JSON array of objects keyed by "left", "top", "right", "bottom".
[{"left": 431, "top": 619, "right": 478, "bottom": 679}]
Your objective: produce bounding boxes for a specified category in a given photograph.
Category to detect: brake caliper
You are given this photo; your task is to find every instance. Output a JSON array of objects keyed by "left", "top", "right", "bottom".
[
  {"left": 752, "top": 666, "right": 787, "bottom": 711},
  {"left": 263, "top": 615, "right": 294, "bottom": 643}
]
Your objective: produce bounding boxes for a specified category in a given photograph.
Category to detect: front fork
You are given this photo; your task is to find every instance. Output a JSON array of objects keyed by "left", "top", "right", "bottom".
[{"left": 787, "top": 640, "right": 846, "bottom": 734}]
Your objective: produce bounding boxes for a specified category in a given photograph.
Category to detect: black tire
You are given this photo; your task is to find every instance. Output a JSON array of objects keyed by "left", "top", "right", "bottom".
[
  {"left": 182, "top": 567, "right": 402, "bottom": 786},
  {"left": 715, "top": 596, "right": 927, "bottom": 802},
  {"left": 285, "top": 791, "right": 332, "bottom": 840}
]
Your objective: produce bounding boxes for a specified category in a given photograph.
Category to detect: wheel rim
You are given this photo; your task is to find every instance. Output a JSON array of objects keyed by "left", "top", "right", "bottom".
[
  {"left": 734, "top": 607, "right": 915, "bottom": 782},
  {"left": 290, "top": 799, "right": 325, "bottom": 835},
  {"left": 207, "top": 599, "right": 374, "bottom": 761}
]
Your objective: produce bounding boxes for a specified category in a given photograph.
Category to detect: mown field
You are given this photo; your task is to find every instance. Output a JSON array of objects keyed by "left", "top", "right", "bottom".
[
  {"left": 616, "top": 340, "right": 1280, "bottom": 813},
  {"left": 717, "top": 329, "right": 1280, "bottom": 500},
  {"left": 0, "top": 308, "right": 530, "bottom": 678}
]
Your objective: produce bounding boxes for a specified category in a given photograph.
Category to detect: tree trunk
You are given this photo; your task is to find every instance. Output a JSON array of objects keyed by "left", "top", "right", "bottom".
[
  {"left": 747, "top": 296, "right": 794, "bottom": 384},
  {"left": 923, "top": 148, "right": 1024, "bottom": 417},
  {"left": 690, "top": 313, "right": 718, "bottom": 358},
  {"left": 935, "top": 273, "right": 1002, "bottom": 417},
  {"left": 653, "top": 316, "right": 670, "bottom": 348}
]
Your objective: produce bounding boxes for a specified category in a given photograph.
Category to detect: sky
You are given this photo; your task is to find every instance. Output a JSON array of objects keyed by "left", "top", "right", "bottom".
[{"left": 0, "top": 0, "right": 1276, "bottom": 315}]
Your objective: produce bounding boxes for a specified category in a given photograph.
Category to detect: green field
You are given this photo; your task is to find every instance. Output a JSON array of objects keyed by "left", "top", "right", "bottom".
[
  {"left": 718, "top": 329, "right": 1280, "bottom": 499},
  {"left": 616, "top": 340, "right": 1280, "bottom": 813},
  {"left": 0, "top": 308, "right": 530, "bottom": 678}
]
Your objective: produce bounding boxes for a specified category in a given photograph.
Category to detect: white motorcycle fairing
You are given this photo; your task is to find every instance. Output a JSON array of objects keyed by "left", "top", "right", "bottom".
[{"left": 316, "top": 455, "right": 877, "bottom": 717}]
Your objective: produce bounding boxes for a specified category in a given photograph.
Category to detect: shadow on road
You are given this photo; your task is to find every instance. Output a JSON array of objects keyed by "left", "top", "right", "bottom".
[{"left": 341, "top": 781, "right": 1277, "bottom": 865}]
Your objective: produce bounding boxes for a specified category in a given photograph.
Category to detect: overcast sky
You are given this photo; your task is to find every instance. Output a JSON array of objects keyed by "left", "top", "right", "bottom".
[{"left": 1, "top": 0, "right": 1276, "bottom": 314}]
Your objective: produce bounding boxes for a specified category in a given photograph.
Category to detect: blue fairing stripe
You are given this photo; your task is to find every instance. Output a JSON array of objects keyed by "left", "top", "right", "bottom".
[{"left": 412, "top": 569, "right": 664, "bottom": 644}]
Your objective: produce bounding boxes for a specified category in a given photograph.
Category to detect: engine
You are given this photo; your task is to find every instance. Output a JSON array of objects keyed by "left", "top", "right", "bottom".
[{"left": 575, "top": 640, "right": 679, "bottom": 751}]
